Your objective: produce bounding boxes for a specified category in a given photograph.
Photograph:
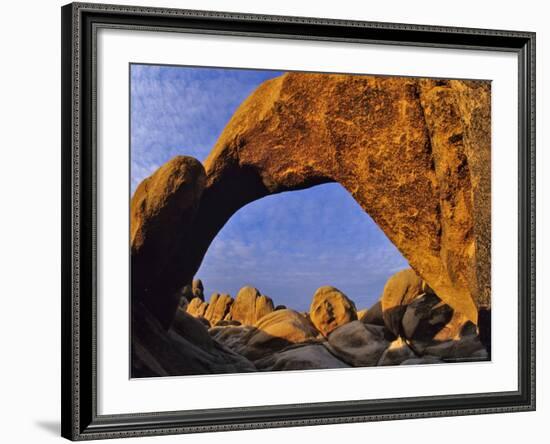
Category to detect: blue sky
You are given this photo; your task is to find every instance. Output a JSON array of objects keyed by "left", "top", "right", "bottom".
[{"left": 131, "top": 64, "right": 408, "bottom": 311}]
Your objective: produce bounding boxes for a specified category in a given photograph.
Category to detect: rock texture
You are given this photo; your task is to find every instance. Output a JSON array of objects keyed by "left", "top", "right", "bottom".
[
  {"left": 420, "top": 80, "right": 492, "bottom": 311},
  {"left": 132, "top": 305, "right": 255, "bottom": 377},
  {"left": 255, "top": 294, "right": 276, "bottom": 322},
  {"left": 255, "top": 344, "right": 350, "bottom": 371},
  {"left": 186, "top": 297, "right": 208, "bottom": 318},
  {"left": 309, "top": 286, "right": 357, "bottom": 337},
  {"left": 422, "top": 335, "right": 486, "bottom": 361},
  {"left": 228, "top": 287, "right": 274, "bottom": 325},
  {"left": 401, "top": 293, "right": 454, "bottom": 342},
  {"left": 208, "top": 325, "right": 255, "bottom": 350},
  {"left": 244, "top": 309, "right": 321, "bottom": 360},
  {"left": 130, "top": 156, "right": 206, "bottom": 327},
  {"left": 401, "top": 356, "right": 443, "bottom": 365},
  {"left": 360, "top": 301, "right": 385, "bottom": 326},
  {"left": 377, "top": 337, "right": 417, "bottom": 366},
  {"left": 435, "top": 311, "right": 477, "bottom": 341},
  {"left": 325, "top": 321, "right": 389, "bottom": 366},
  {"left": 212, "top": 309, "right": 320, "bottom": 361},
  {"left": 134, "top": 273, "right": 489, "bottom": 376},
  {"left": 380, "top": 269, "right": 425, "bottom": 336},
  {"left": 192, "top": 279, "right": 205, "bottom": 301},
  {"left": 203, "top": 293, "right": 233, "bottom": 325},
  {"left": 130, "top": 74, "right": 490, "bottom": 328}
]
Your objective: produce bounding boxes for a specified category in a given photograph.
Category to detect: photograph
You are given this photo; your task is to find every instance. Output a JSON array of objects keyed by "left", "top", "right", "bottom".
[
  {"left": 129, "top": 65, "right": 492, "bottom": 378},
  {"left": 0, "top": 0, "right": 543, "bottom": 442}
]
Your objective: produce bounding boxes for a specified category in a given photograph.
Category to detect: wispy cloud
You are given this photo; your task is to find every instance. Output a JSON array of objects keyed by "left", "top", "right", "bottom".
[
  {"left": 196, "top": 183, "right": 409, "bottom": 311},
  {"left": 130, "top": 64, "right": 283, "bottom": 190},
  {"left": 131, "top": 65, "right": 409, "bottom": 312}
]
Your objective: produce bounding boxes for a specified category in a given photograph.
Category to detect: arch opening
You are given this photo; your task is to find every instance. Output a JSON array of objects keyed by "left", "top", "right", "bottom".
[
  {"left": 195, "top": 182, "right": 409, "bottom": 312},
  {"left": 129, "top": 65, "right": 492, "bottom": 377}
]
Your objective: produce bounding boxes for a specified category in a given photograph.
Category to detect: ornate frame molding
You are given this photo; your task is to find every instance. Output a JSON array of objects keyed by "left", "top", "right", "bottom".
[{"left": 61, "top": 2, "right": 535, "bottom": 440}]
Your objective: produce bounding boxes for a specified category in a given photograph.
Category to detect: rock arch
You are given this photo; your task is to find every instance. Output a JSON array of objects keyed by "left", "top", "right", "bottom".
[{"left": 131, "top": 72, "right": 491, "bottom": 328}]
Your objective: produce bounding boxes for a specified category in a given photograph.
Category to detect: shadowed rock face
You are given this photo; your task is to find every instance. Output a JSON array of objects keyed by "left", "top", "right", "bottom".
[
  {"left": 131, "top": 73, "right": 490, "bottom": 328},
  {"left": 361, "top": 301, "right": 385, "bottom": 326},
  {"left": 380, "top": 268, "right": 425, "bottom": 337},
  {"left": 132, "top": 306, "right": 256, "bottom": 377},
  {"left": 254, "top": 344, "right": 350, "bottom": 371},
  {"left": 325, "top": 321, "right": 389, "bottom": 366},
  {"left": 211, "top": 309, "right": 320, "bottom": 361},
  {"left": 130, "top": 156, "right": 206, "bottom": 327},
  {"left": 309, "top": 286, "right": 357, "bottom": 337},
  {"left": 204, "top": 293, "right": 233, "bottom": 325}
]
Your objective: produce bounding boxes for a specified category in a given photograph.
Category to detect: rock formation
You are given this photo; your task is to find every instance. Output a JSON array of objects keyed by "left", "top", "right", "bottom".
[
  {"left": 325, "top": 321, "right": 389, "bottom": 367},
  {"left": 379, "top": 268, "right": 425, "bottom": 337},
  {"left": 192, "top": 279, "right": 205, "bottom": 301},
  {"left": 132, "top": 305, "right": 255, "bottom": 377},
  {"left": 228, "top": 287, "right": 274, "bottom": 325},
  {"left": 421, "top": 335, "right": 486, "bottom": 361},
  {"left": 203, "top": 293, "right": 233, "bottom": 325},
  {"left": 255, "top": 344, "right": 350, "bottom": 371},
  {"left": 212, "top": 309, "right": 321, "bottom": 361},
  {"left": 433, "top": 311, "right": 477, "bottom": 342},
  {"left": 309, "top": 286, "right": 357, "bottom": 337},
  {"left": 130, "top": 156, "right": 206, "bottom": 327},
  {"left": 400, "top": 356, "right": 443, "bottom": 365},
  {"left": 130, "top": 73, "right": 490, "bottom": 329},
  {"left": 401, "top": 293, "right": 454, "bottom": 342},
  {"left": 130, "top": 72, "right": 492, "bottom": 377},
  {"left": 356, "top": 309, "right": 368, "bottom": 320},
  {"left": 134, "top": 278, "right": 489, "bottom": 377},
  {"left": 360, "top": 301, "right": 385, "bottom": 326},
  {"left": 186, "top": 297, "right": 208, "bottom": 318}
]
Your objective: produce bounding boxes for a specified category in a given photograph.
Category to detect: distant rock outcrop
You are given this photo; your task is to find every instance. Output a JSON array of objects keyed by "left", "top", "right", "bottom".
[
  {"left": 228, "top": 287, "right": 274, "bottom": 325},
  {"left": 309, "top": 286, "right": 357, "bottom": 337},
  {"left": 204, "top": 293, "right": 233, "bottom": 325},
  {"left": 186, "top": 297, "right": 208, "bottom": 318},
  {"left": 192, "top": 279, "right": 205, "bottom": 301},
  {"left": 130, "top": 73, "right": 490, "bottom": 328},
  {"left": 377, "top": 337, "right": 417, "bottom": 366}
]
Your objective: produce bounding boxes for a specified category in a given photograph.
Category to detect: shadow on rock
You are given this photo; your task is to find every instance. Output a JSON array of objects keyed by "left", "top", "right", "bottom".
[{"left": 131, "top": 305, "right": 256, "bottom": 378}]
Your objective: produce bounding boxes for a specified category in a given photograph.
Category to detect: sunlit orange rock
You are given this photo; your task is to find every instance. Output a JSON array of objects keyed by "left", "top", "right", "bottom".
[
  {"left": 131, "top": 73, "right": 491, "bottom": 327},
  {"left": 309, "top": 286, "right": 357, "bottom": 337}
]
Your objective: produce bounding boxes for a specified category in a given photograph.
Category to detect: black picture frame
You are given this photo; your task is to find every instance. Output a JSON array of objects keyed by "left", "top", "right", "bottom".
[{"left": 61, "top": 2, "right": 536, "bottom": 440}]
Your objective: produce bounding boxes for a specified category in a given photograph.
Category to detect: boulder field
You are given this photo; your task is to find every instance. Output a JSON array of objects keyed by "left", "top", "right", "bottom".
[{"left": 132, "top": 269, "right": 489, "bottom": 377}]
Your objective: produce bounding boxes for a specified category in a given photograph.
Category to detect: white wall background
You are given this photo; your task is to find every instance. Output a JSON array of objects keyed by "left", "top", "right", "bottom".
[{"left": 0, "top": 0, "right": 546, "bottom": 442}]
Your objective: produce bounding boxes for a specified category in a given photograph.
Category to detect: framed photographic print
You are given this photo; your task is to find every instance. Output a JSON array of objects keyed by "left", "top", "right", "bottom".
[{"left": 61, "top": 2, "right": 536, "bottom": 440}]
